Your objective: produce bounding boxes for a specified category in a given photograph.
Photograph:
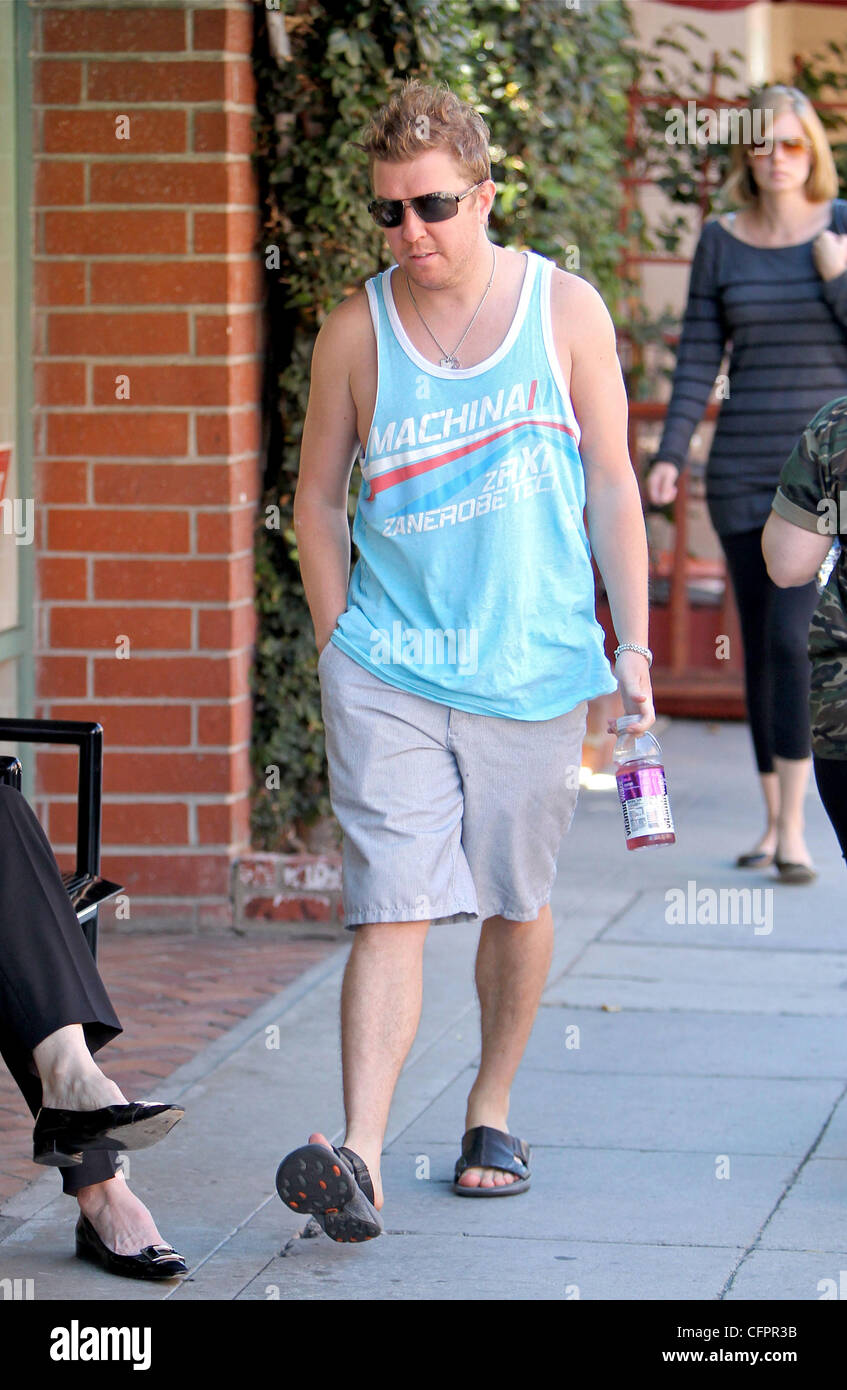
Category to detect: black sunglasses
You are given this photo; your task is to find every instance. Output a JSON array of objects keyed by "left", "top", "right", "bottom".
[{"left": 367, "top": 181, "right": 485, "bottom": 229}]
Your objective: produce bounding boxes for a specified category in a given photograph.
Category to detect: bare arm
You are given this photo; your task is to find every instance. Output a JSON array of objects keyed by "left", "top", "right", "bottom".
[
  {"left": 554, "top": 271, "right": 655, "bottom": 734},
  {"left": 292, "top": 296, "right": 369, "bottom": 652},
  {"left": 762, "top": 510, "right": 831, "bottom": 588}
]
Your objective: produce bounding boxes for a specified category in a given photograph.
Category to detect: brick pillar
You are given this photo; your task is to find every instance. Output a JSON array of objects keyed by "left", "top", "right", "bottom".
[{"left": 30, "top": 0, "right": 263, "bottom": 928}]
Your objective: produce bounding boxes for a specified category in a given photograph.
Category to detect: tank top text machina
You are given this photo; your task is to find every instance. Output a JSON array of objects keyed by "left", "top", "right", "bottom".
[{"left": 330, "top": 250, "right": 618, "bottom": 720}]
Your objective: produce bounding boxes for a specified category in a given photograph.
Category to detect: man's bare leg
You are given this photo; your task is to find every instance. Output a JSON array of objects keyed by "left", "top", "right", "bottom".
[
  {"left": 309, "top": 919, "right": 429, "bottom": 1210},
  {"left": 456, "top": 904, "right": 554, "bottom": 1190}
]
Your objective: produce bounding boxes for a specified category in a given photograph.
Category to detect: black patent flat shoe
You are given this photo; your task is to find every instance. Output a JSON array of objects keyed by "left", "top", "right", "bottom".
[
  {"left": 75, "top": 1215, "right": 188, "bottom": 1281},
  {"left": 34, "top": 1102, "right": 184, "bottom": 1166}
]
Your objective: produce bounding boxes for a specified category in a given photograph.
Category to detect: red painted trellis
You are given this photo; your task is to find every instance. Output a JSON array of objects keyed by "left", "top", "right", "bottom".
[{"left": 603, "top": 57, "right": 744, "bottom": 716}]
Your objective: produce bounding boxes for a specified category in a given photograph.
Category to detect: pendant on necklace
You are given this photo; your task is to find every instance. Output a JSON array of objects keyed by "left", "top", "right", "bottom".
[{"left": 440, "top": 355, "right": 459, "bottom": 369}]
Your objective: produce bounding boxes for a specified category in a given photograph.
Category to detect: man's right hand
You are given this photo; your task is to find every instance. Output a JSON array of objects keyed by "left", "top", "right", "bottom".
[{"left": 645, "top": 461, "right": 679, "bottom": 506}]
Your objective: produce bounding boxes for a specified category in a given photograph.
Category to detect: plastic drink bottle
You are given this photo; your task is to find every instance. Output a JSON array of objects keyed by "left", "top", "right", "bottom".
[
  {"left": 613, "top": 715, "right": 675, "bottom": 850},
  {"left": 817, "top": 537, "right": 841, "bottom": 594}
]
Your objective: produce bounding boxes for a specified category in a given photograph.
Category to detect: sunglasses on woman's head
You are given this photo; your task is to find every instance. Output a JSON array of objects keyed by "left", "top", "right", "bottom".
[
  {"left": 748, "top": 136, "right": 811, "bottom": 158},
  {"left": 367, "top": 181, "right": 485, "bottom": 228}
]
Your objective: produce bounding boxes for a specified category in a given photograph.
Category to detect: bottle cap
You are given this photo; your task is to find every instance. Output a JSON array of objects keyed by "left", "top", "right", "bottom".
[{"left": 614, "top": 715, "right": 641, "bottom": 732}]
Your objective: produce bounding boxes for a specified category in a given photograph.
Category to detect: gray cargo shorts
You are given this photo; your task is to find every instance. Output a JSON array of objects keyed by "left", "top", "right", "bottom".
[{"left": 318, "top": 640, "right": 588, "bottom": 930}]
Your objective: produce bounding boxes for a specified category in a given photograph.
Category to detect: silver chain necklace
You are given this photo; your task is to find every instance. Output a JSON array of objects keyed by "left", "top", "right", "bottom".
[{"left": 404, "top": 245, "right": 496, "bottom": 369}]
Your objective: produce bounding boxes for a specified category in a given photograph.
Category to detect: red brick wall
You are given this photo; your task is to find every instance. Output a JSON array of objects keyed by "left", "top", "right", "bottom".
[{"left": 30, "top": 0, "right": 264, "bottom": 928}]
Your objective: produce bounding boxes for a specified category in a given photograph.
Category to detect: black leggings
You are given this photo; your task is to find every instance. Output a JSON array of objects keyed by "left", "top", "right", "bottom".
[
  {"left": 813, "top": 755, "right": 847, "bottom": 862},
  {"left": 720, "top": 527, "right": 820, "bottom": 773}
]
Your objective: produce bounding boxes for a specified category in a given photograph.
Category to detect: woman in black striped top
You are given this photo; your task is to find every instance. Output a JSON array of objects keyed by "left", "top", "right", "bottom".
[{"left": 647, "top": 85, "right": 847, "bottom": 881}]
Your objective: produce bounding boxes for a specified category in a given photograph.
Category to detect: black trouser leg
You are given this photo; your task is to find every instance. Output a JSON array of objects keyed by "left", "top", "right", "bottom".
[
  {"left": 813, "top": 755, "right": 847, "bottom": 862},
  {"left": 720, "top": 527, "right": 818, "bottom": 772},
  {"left": 0, "top": 784, "right": 122, "bottom": 1194}
]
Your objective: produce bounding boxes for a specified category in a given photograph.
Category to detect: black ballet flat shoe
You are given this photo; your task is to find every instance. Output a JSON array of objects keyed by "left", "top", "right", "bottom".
[
  {"left": 735, "top": 849, "right": 775, "bottom": 869},
  {"left": 33, "top": 1102, "right": 184, "bottom": 1166},
  {"left": 75, "top": 1215, "right": 188, "bottom": 1281},
  {"left": 775, "top": 858, "right": 818, "bottom": 884}
]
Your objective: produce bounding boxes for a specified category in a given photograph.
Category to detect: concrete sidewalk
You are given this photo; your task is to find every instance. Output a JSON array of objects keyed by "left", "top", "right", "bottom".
[{"left": 2, "top": 719, "right": 846, "bottom": 1301}]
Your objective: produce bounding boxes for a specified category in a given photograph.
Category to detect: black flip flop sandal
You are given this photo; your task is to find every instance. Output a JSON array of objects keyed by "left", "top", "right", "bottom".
[
  {"left": 452, "top": 1125, "right": 531, "bottom": 1197},
  {"left": 275, "top": 1141, "right": 384, "bottom": 1242}
]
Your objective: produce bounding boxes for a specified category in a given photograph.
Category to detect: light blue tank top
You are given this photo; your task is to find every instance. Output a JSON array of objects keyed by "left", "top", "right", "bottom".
[{"left": 330, "top": 249, "right": 617, "bottom": 720}]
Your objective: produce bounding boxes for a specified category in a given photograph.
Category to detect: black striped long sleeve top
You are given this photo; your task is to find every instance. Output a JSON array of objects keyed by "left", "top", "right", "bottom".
[{"left": 654, "top": 198, "right": 847, "bottom": 536}]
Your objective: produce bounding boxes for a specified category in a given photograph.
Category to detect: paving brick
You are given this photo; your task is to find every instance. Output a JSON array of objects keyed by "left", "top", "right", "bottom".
[{"left": 0, "top": 930, "right": 337, "bottom": 1204}]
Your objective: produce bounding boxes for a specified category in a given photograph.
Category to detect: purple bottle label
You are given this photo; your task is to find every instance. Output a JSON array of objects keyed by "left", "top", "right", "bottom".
[{"left": 617, "top": 765, "right": 674, "bottom": 840}]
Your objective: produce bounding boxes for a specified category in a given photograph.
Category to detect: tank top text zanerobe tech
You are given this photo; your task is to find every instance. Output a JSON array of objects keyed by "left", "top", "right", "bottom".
[{"left": 330, "top": 249, "right": 617, "bottom": 721}]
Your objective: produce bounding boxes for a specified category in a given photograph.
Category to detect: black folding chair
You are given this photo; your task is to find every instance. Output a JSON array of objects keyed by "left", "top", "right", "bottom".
[{"left": 0, "top": 720, "right": 123, "bottom": 959}]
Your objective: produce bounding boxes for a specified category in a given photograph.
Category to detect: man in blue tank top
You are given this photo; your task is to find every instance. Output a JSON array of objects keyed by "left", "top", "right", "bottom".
[{"left": 275, "top": 80, "right": 655, "bottom": 1242}]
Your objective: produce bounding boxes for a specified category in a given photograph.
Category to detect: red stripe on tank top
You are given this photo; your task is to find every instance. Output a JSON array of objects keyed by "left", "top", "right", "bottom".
[{"left": 368, "top": 418, "right": 576, "bottom": 498}]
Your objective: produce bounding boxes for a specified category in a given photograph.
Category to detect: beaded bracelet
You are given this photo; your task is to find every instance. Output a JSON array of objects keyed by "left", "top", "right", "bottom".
[{"left": 614, "top": 642, "right": 653, "bottom": 668}]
